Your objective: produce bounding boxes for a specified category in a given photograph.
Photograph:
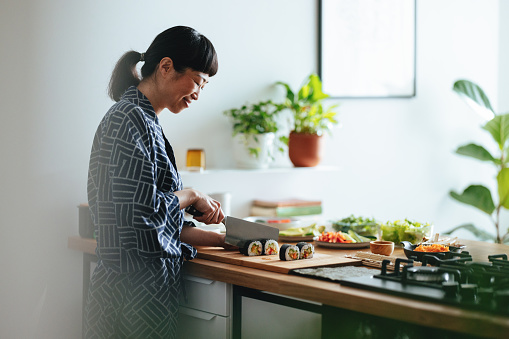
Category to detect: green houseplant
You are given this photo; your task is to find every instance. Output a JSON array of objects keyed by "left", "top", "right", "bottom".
[
  {"left": 223, "top": 100, "right": 286, "bottom": 169},
  {"left": 277, "top": 74, "right": 339, "bottom": 167},
  {"left": 445, "top": 79, "right": 509, "bottom": 243}
]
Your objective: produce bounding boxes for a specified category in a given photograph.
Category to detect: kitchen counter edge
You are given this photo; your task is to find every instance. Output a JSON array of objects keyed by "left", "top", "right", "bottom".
[{"left": 68, "top": 236, "right": 509, "bottom": 338}]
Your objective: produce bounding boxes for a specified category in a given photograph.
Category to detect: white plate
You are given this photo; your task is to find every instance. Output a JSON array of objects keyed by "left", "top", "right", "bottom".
[
  {"left": 244, "top": 216, "right": 302, "bottom": 231},
  {"left": 314, "top": 239, "right": 370, "bottom": 249}
]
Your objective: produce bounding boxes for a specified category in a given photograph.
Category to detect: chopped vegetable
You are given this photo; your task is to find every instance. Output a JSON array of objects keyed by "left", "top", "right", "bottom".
[
  {"left": 279, "top": 224, "right": 325, "bottom": 237},
  {"left": 249, "top": 243, "right": 262, "bottom": 255},
  {"left": 347, "top": 230, "right": 371, "bottom": 243},
  {"left": 266, "top": 219, "right": 292, "bottom": 224},
  {"left": 317, "top": 231, "right": 352, "bottom": 243},
  {"left": 414, "top": 244, "right": 450, "bottom": 252},
  {"left": 288, "top": 248, "right": 299, "bottom": 260}
]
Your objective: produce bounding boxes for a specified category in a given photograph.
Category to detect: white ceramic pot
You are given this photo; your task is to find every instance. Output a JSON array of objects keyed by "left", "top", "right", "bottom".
[{"left": 232, "top": 133, "right": 275, "bottom": 169}]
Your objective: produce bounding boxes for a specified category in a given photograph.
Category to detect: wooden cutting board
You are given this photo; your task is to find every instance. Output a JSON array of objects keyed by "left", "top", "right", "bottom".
[{"left": 196, "top": 246, "right": 361, "bottom": 274}]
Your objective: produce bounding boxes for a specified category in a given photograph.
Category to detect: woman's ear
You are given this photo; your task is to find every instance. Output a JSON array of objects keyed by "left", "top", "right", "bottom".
[{"left": 159, "top": 57, "right": 174, "bottom": 77}]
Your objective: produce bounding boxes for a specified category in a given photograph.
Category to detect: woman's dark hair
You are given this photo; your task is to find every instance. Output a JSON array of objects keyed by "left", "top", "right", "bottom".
[{"left": 108, "top": 26, "right": 218, "bottom": 101}]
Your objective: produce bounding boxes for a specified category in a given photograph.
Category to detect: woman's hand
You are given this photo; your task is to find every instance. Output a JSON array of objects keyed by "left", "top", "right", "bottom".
[
  {"left": 174, "top": 188, "right": 225, "bottom": 225},
  {"left": 180, "top": 227, "right": 238, "bottom": 250}
]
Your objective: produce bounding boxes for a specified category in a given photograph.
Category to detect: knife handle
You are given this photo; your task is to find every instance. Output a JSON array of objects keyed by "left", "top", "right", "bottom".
[{"left": 185, "top": 205, "right": 204, "bottom": 217}]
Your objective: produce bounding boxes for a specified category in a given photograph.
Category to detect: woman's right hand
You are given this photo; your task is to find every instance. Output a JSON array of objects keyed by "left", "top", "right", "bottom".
[{"left": 175, "top": 188, "right": 225, "bottom": 225}]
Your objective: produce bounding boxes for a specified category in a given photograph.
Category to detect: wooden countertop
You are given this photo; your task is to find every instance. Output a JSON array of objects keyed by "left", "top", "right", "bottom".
[{"left": 68, "top": 236, "right": 509, "bottom": 338}]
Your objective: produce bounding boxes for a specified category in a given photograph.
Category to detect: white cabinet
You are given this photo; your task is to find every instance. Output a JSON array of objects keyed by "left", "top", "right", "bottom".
[
  {"left": 177, "top": 307, "right": 230, "bottom": 339},
  {"left": 241, "top": 295, "right": 322, "bottom": 339},
  {"left": 177, "top": 275, "right": 232, "bottom": 339}
]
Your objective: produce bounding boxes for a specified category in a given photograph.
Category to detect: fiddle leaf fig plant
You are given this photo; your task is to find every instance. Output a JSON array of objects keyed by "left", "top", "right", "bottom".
[
  {"left": 446, "top": 79, "right": 509, "bottom": 243},
  {"left": 277, "top": 74, "right": 339, "bottom": 135}
]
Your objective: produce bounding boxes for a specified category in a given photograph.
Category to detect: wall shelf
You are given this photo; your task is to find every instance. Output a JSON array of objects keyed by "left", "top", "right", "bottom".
[{"left": 179, "top": 165, "right": 339, "bottom": 176}]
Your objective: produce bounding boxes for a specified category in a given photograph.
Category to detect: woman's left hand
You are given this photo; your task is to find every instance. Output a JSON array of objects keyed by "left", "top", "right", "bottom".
[{"left": 180, "top": 227, "right": 238, "bottom": 250}]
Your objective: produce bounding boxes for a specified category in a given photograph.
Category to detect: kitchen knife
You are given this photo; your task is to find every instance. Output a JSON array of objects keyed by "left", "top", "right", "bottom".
[
  {"left": 185, "top": 206, "right": 279, "bottom": 247},
  {"left": 223, "top": 216, "right": 280, "bottom": 247}
]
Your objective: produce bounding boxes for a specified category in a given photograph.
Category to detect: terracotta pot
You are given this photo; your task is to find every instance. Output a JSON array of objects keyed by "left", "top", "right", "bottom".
[{"left": 288, "top": 132, "right": 323, "bottom": 167}]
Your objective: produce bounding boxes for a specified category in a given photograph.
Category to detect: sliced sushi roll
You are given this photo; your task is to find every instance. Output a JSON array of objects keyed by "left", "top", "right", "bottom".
[
  {"left": 279, "top": 244, "right": 300, "bottom": 261},
  {"left": 296, "top": 242, "right": 314, "bottom": 259},
  {"left": 264, "top": 239, "right": 279, "bottom": 255},
  {"left": 239, "top": 240, "right": 263, "bottom": 256}
]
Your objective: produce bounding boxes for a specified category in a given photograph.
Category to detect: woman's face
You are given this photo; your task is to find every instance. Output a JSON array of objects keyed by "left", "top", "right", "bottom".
[{"left": 163, "top": 67, "right": 209, "bottom": 114}]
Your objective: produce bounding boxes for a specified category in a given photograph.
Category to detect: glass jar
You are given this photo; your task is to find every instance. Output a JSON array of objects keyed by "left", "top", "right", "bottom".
[{"left": 186, "top": 149, "right": 205, "bottom": 172}]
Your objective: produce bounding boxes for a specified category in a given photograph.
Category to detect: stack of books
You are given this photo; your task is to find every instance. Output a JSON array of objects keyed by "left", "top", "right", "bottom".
[{"left": 250, "top": 198, "right": 322, "bottom": 217}]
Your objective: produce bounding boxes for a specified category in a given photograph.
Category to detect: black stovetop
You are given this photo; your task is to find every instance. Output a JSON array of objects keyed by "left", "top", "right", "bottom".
[{"left": 339, "top": 253, "right": 509, "bottom": 316}]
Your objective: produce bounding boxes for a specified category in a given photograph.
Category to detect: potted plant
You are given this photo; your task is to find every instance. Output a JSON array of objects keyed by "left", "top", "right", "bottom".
[
  {"left": 277, "top": 74, "right": 339, "bottom": 167},
  {"left": 445, "top": 79, "right": 509, "bottom": 243},
  {"left": 224, "top": 100, "right": 287, "bottom": 169}
]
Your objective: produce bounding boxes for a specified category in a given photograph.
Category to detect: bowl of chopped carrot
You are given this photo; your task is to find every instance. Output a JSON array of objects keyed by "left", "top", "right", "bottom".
[{"left": 401, "top": 241, "right": 466, "bottom": 262}]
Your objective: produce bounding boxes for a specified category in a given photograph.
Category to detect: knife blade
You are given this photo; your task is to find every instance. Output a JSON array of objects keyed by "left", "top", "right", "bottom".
[
  {"left": 223, "top": 216, "right": 280, "bottom": 247},
  {"left": 185, "top": 206, "right": 279, "bottom": 247}
]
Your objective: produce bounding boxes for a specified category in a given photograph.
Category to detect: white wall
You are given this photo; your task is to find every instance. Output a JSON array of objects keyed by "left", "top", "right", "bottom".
[{"left": 0, "top": 0, "right": 505, "bottom": 338}]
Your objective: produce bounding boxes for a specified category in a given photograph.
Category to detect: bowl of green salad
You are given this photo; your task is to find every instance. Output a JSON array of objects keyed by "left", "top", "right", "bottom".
[
  {"left": 332, "top": 215, "right": 380, "bottom": 240},
  {"left": 380, "top": 219, "right": 433, "bottom": 245}
]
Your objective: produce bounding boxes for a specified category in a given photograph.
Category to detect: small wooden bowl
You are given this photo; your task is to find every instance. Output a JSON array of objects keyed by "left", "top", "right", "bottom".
[{"left": 370, "top": 240, "right": 395, "bottom": 256}]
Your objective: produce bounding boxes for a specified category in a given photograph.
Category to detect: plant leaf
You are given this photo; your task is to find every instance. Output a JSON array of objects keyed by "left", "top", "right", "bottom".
[
  {"left": 498, "top": 168, "right": 509, "bottom": 209},
  {"left": 450, "top": 185, "right": 496, "bottom": 215},
  {"left": 276, "top": 82, "right": 295, "bottom": 104},
  {"left": 308, "top": 74, "right": 329, "bottom": 101},
  {"left": 453, "top": 79, "right": 494, "bottom": 112},
  {"left": 298, "top": 82, "right": 310, "bottom": 101},
  {"left": 455, "top": 143, "right": 498, "bottom": 163},
  {"left": 483, "top": 114, "right": 509, "bottom": 149},
  {"left": 443, "top": 223, "right": 495, "bottom": 242}
]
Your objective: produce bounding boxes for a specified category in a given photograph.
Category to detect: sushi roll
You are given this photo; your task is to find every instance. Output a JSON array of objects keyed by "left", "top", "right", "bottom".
[
  {"left": 279, "top": 244, "right": 300, "bottom": 261},
  {"left": 239, "top": 240, "right": 263, "bottom": 256},
  {"left": 264, "top": 239, "right": 279, "bottom": 255},
  {"left": 296, "top": 242, "right": 314, "bottom": 259}
]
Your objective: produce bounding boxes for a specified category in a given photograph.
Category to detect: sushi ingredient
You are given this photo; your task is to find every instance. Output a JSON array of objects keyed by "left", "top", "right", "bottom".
[
  {"left": 297, "top": 242, "right": 314, "bottom": 259},
  {"left": 279, "top": 244, "right": 300, "bottom": 261},
  {"left": 248, "top": 241, "right": 262, "bottom": 255},
  {"left": 414, "top": 244, "right": 450, "bottom": 252},
  {"left": 266, "top": 219, "right": 292, "bottom": 224},
  {"left": 264, "top": 239, "right": 279, "bottom": 255},
  {"left": 347, "top": 230, "right": 372, "bottom": 243},
  {"left": 423, "top": 234, "right": 462, "bottom": 247},
  {"left": 279, "top": 224, "right": 326, "bottom": 237},
  {"left": 239, "top": 240, "right": 263, "bottom": 256},
  {"left": 317, "top": 231, "right": 352, "bottom": 243}
]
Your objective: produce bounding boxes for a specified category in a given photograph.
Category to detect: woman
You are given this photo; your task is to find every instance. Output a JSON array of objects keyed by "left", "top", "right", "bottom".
[{"left": 85, "top": 26, "right": 229, "bottom": 339}]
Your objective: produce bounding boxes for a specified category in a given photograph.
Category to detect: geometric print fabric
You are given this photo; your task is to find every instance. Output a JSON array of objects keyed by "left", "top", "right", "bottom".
[
  {"left": 84, "top": 259, "right": 182, "bottom": 339},
  {"left": 85, "top": 86, "right": 197, "bottom": 337}
]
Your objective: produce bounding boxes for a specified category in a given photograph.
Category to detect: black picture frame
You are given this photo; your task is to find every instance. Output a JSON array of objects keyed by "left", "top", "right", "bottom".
[{"left": 319, "top": 0, "right": 416, "bottom": 98}]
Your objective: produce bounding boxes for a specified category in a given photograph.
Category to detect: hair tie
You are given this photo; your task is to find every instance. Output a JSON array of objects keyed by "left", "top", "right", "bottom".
[{"left": 140, "top": 53, "right": 145, "bottom": 62}]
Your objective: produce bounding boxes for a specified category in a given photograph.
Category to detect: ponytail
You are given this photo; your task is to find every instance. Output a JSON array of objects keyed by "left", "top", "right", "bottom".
[
  {"left": 108, "top": 51, "right": 143, "bottom": 102},
  {"left": 108, "top": 26, "right": 218, "bottom": 102}
]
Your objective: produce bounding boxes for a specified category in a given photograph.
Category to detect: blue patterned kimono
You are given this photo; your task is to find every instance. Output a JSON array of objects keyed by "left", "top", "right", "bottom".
[{"left": 85, "top": 86, "right": 197, "bottom": 339}]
